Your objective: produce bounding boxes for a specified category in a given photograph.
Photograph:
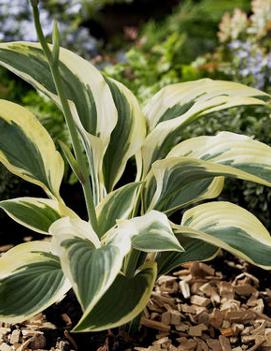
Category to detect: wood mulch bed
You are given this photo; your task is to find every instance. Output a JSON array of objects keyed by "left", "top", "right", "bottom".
[
  {"left": 138, "top": 258, "right": 271, "bottom": 351},
  {"left": 1, "top": 248, "right": 271, "bottom": 351}
]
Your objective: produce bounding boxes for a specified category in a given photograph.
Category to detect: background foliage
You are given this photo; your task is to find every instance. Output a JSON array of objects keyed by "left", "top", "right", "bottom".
[{"left": 104, "top": 0, "right": 250, "bottom": 101}]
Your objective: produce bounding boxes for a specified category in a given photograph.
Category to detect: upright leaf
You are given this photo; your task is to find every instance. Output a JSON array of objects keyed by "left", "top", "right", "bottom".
[
  {"left": 103, "top": 78, "right": 146, "bottom": 191},
  {"left": 143, "top": 158, "right": 225, "bottom": 213},
  {"left": 74, "top": 262, "right": 157, "bottom": 332},
  {"left": 51, "top": 217, "right": 131, "bottom": 327},
  {"left": 0, "top": 42, "right": 118, "bottom": 202},
  {"left": 96, "top": 182, "right": 142, "bottom": 236},
  {"left": 144, "top": 131, "right": 271, "bottom": 213},
  {"left": 169, "top": 131, "right": 271, "bottom": 182},
  {"left": 0, "top": 42, "right": 117, "bottom": 143}
]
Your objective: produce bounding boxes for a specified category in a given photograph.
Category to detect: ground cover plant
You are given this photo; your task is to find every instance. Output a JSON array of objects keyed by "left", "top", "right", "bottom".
[{"left": 1, "top": 0, "right": 271, "bottom": 334}]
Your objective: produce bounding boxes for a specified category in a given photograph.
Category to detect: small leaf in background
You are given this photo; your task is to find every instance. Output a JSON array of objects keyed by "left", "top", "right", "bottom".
[{"left": 97, "top": 182, "right": 142, "bottom": 236}]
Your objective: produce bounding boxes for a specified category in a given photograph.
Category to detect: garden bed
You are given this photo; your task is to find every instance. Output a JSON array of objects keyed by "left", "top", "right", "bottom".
[{"left": 1, "top": 247, "right": 271, "bottom": 351}]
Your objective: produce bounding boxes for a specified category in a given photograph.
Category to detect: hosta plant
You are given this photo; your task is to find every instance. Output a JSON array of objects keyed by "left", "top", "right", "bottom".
[{"left": 1, "top": 2, "right": 271, "bottom": 332}]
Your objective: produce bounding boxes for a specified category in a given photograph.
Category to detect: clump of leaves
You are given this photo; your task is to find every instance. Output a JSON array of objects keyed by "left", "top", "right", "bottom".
[{"left": 0, "top": 1, "right": 271, "bottom": 333}]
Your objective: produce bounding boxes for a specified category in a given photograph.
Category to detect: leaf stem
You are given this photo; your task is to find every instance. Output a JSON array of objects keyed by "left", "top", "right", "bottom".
[{"left": 31, "top": 2, "right": 98, "bottom": 232}]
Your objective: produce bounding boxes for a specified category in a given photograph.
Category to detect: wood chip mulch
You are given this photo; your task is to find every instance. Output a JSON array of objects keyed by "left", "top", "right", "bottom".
[
  {"left": 137, "top": 261, "right": 271, "bottom": 351},
  {"left": 1, "top": 246, "right": 271, "bottom": 351},
  {"left": 0, "top": 313, "right": 75, "bottom": 351}
]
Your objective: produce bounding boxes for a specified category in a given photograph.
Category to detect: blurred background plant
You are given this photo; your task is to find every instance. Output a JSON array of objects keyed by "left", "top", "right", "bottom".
[
  {"left": 104, "top": 0, "right": 250, "bottom": 101},
  {"left": 196, "top": 0, "right": 271, "bottom": 90},
  {"left": 1, "top": 0, "right": 271, "bottom": 230},
  {"left": 0, "top": 0, "right": 98, "bottom": 56}
]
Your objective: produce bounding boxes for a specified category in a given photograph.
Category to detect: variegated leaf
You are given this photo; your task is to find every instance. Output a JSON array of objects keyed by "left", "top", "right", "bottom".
[
  {"left": 97, "top": 182, "right": 142, "bottom": 236},
  {"left": 144, "top": 132, "right": 271, "bottom": 212},
  {"left": 141, "top": 79, "right": 269, "bottom": 175},
  {"left": 0, "top": 197, "right": 76, "bottom": 234},
  {"left": 0, "top": 99, "right": 64, "bottom": 198},
  {"left": 50, "top": 217, "right": 131, "bottom": 328},
  {"left": 0, "top": 42, "right": 117, "bottom": 144},
  {"left": 174, "top": 201, "right": 271, "bottom": 269},
  {"left": 115, "top": 210, "right": 184, "bottom": 253},
  {"left": 157, "top": 237, "right": 219, "bottom": 275},
  {"left": 0, "top": 42, "right": 117, "bottom": 203},
  {"left": 74, "top": 262, "right": 157, "bottom": 332},
  {"left": 169, "top": 131, "right": 271, "bottom": 182},
  {"left": 0, "top": 241, "right": 70, "bottom": 323},
  {"left": 103, "top": 78, "right": 146, "bottom": 191},
  {"left": 143, "top": 158, "right": 225, "bottom": 213}
]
